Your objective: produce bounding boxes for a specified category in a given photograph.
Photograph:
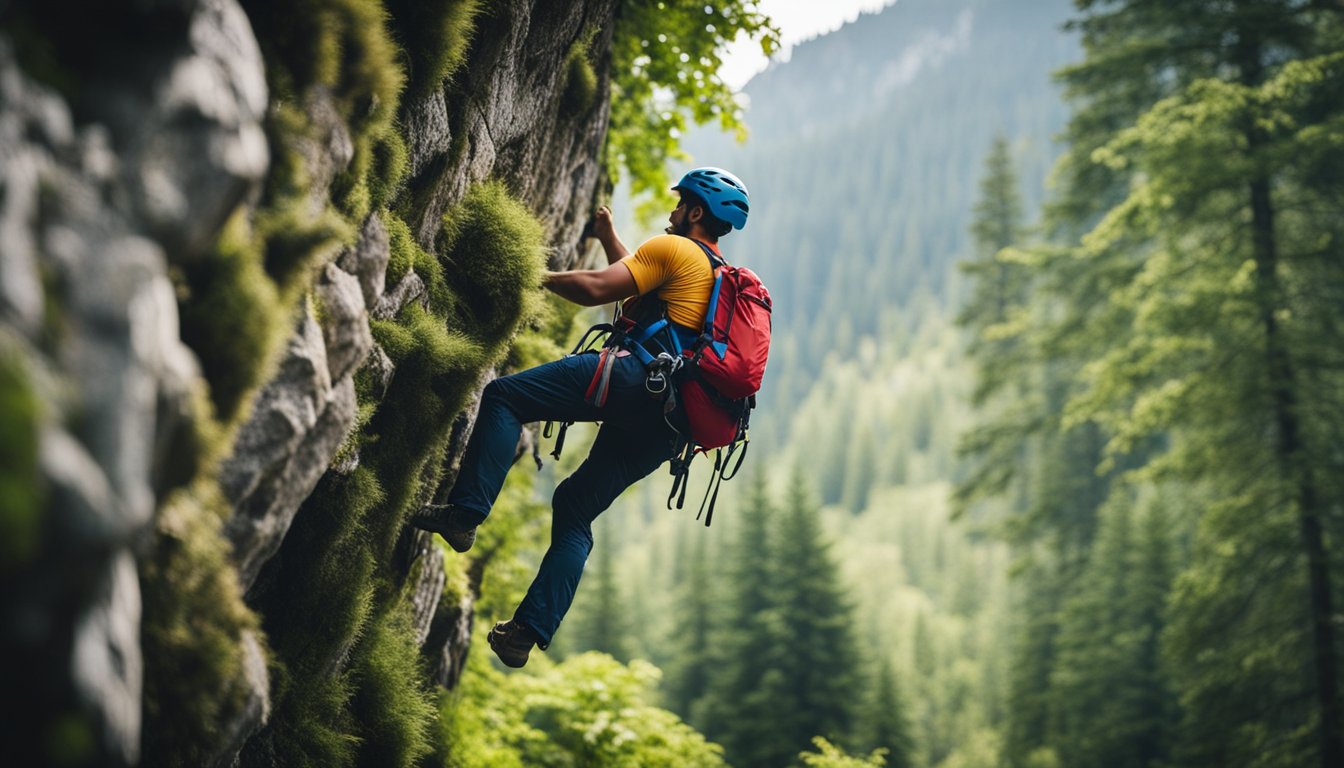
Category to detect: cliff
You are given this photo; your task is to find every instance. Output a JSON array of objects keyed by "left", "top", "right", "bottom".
[{"left": 0, "top": 0, "right": 619, "bottom": 764}]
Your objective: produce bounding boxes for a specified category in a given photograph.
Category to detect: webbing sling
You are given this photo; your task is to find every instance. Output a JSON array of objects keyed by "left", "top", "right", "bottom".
[{"left": 666, "top": 438, "right": 748, "bottom": 527}]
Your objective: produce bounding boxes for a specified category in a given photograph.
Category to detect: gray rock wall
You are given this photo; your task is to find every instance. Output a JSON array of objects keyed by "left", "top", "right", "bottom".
[{"left": 0, "top": 0, "right": 617, "bottom": 762}]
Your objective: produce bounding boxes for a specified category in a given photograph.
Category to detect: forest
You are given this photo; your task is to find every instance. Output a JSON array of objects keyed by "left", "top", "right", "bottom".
[
  {"left": 2, "top": 0, "right": 1343, "bottom": 766},
  {"left": 552, "top": 1, "right": 1344, "bottom": 767}
]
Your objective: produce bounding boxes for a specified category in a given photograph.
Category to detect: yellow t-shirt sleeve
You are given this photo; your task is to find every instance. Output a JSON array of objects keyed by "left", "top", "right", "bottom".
[{"left": 620, "top": 235, "right": 680, "bottom": 296}]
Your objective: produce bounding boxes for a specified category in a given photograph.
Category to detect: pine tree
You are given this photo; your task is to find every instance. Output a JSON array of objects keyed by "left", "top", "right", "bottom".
[
  {"left": 773, "top": 470, "right": 863, "bottom": 751},
  {"left": 1001, "top": 556, "right": 1065, "bottom": 768},
  {"left": 662, "top": 527, "right": 716, "bottom": 726},
  {"left": 1043, "top": 4, "right": 1344, "bottom": 765},
  {"left": 697, "top": 472, "right": 793, "bottom": 767},
  {"left": 957, "top": 129, "right": 1114, "bottom": 767},
  {"left": 859, "top": 657, "right": 916, "bottom": 768},
  {"left": 954, "top": 134, "right": 1031, "bottom": 513},
  {"left": 1050, "top": 496, "right": 1176, "bottom": 767}
]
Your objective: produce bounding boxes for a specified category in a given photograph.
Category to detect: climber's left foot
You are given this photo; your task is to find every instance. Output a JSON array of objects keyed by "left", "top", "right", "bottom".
[{"left": 409, "top": 503, "right": 477, "bottom": 553}]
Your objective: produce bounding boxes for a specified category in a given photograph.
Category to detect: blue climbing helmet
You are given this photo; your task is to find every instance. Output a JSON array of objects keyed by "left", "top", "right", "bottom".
[{"left": 672, "top": 167, "right": 750, "bottom": 231}]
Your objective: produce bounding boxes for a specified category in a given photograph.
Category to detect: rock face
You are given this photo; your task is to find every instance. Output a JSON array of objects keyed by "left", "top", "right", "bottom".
[
  {"left": 220, "top": 301, "right": 363, "bottom": 591},
  {"left": 0, "top": 0, "right": 270, "bottom": 761},
  {"left": 0, "top": 0, "right": 618, "bottom": 763},
  {"left": 407, "top": 0, "right": 618, "bottom": 267}
]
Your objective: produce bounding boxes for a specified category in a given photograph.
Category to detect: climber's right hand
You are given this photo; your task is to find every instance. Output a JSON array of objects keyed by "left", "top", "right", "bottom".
[{"left": 591, "top": 206, "right": 616, "bottom": 243}]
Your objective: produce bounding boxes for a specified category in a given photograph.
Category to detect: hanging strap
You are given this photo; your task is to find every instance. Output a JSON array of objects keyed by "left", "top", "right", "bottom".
[
  {"left": 693, "top": 439, "right": 748, "bottom": 527},
  {"left": 695, "top": 450, "right": 723, "bottom": 526},
  {"left": 543, "top": 419, "right": 574, "bottom": 461},
  {"left": 667, "top": 440, "right": 697, "bottom": 511}
]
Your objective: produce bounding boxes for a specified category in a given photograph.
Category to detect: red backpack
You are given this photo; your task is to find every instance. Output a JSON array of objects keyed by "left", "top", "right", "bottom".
[
  {"left": 677, "top": 242, "right": 771, "bottom": 445},
  {"left": 666, "top": 240, "right": 772, "bottom": 525}
]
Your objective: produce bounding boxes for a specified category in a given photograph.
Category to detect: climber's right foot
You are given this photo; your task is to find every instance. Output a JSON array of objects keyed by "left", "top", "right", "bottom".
[
  {"left": 488, "top": 619, "right": 541, "bottom": 668},
  {"left": 409, "top": 503, "right": 477, "bottom": 553}
]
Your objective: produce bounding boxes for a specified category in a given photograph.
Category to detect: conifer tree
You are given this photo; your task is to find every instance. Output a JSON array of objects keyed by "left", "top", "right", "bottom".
[
  {"left": 662, "top": 527, "right": 716, "bottom": 727},
  {"left": 697, "top": 472, "right": 793, "bottom": 767},
  {"left": 1043, "top": 4, "right": 1344, "bottom": 764},
  {"left": 1050, "top": 498, "right": 1175, "bottom": 767},
  {"left": 773, "top": 470, "right": 863, "bottom": 752},
  {"left": 859, "top": 657, "right": 916, "bottom": 768},
  {"left": 957, "top": 130, "right": 1113, "bottom": 767}
]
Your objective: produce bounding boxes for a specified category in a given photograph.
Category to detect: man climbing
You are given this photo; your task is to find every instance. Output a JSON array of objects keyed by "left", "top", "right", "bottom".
[{"left": 410, "top": 167, "right": 752, "bottom": 668}]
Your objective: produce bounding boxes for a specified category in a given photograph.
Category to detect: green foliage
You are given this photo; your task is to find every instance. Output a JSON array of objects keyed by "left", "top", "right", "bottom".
[
  {"left": 0, "top": 339, "right": 43, "bottom": 571},
  {"left": 442, "top": 650, "right": 727, "bottom": 767},
  {"left": 800, "top": 736, "right": 889, "bottom": 768},
  {"left": 384, "top": 0, "right": 481, "bottom": 97},
  {"left": 437, "top": 180, "right": 548, "bottom": 353},
  {"left": 139, "top": 483, "right": 262, "bottom": 765},
  {"left": 608, "top": 0, "right": 778, "bottom": 220},
  {"left": 951, "top": 2, "right": 1344, "bottom": 767}
]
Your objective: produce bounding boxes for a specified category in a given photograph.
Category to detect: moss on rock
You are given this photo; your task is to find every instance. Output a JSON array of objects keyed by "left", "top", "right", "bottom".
[
  {"left": 560, "top": 34, "right": 598, "bottom": 118},
  {"left": 384, "top": 0, "right": 482, "bottom": 97},
  {"left": 438, "top": 181, "right": 548, "bottom": 356},
  {"left": 139, "top": 481, "right": 263, "bottom": 766},
  {"left": 384, "top": 211, "right": 450, "bottom": 311},
  {"left": 348, "top": 602, "right": 438, "bottom": 766},
  {"left": 175, "top": 209, "right": 288, "bottom": 426},
  {"left": 0, "top": 337, "right": 43, "bottom": 572}
]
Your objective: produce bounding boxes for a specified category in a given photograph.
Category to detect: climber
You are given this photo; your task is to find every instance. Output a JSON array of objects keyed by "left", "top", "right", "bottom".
[{"left": 410, "top": 167, "right": 751, "bottom": 668}]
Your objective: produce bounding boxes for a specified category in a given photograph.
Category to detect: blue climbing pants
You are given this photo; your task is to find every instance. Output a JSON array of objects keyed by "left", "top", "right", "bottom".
[{"left": 445, "top": 351, "right": 679, "bottom": 646}]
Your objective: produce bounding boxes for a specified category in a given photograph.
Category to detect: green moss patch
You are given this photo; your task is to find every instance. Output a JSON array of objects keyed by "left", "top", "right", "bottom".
[
  {"left": 139, "top": 482, "right": 263, "bottom": 766},
  {"left": 349, "top": 602, "right": 438, "bottom": 766},
  {"left": 384, "top": 211, "right": 450, "bottom": 311},
  {"left": 560, "top": 33, "right": 598, "bottom": 118},
  {"left": 438, "top": 181, "right": 548, "bottom": 354},
  {"left": 0, "top": 338, "right": 43, "bottom": 572},
  {"left": 384, "top": 0, "right": 482, "bottom": 97},
  {"left": 368, "top": 305, "right": 485, "bottom": 533},
  {"left": 173, "top": 209, "right": 285, "bottom": 426},
  {"left": 252, "top": 466, "right": 383, "bottom": 764}
]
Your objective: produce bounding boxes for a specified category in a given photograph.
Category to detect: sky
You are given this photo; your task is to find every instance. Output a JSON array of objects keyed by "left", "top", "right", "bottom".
[{"left": 718, "top": 0, "right": 897, "bottom": 90}]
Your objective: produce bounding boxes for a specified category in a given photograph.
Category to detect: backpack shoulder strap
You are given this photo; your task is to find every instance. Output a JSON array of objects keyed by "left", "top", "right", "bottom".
[{"left": 687, "top": 237, "right": 727, "bottom": 269}]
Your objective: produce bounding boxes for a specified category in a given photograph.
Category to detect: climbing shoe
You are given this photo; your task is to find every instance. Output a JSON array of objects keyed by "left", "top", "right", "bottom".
[
  {"left": 488, "top": 619, "right": 540, "bottom": 668},
  {"left": 409, "top": 503, "right": 477, "bottom": 553}
]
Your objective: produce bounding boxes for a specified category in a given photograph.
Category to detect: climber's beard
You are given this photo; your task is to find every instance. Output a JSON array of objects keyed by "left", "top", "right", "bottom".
[{"left": 665, "top": 219, "right": 692, "bottom": 237}]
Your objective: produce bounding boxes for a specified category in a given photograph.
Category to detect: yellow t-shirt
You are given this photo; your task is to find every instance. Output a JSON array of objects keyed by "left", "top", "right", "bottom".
[{"left": 619, "top": 234, "right": 718, "bottom": 330}]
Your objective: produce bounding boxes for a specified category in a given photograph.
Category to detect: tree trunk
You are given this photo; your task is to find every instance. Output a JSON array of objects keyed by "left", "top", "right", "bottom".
[{"left": 1247, "top": 149, "right": 1343, "bottom": 768}]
